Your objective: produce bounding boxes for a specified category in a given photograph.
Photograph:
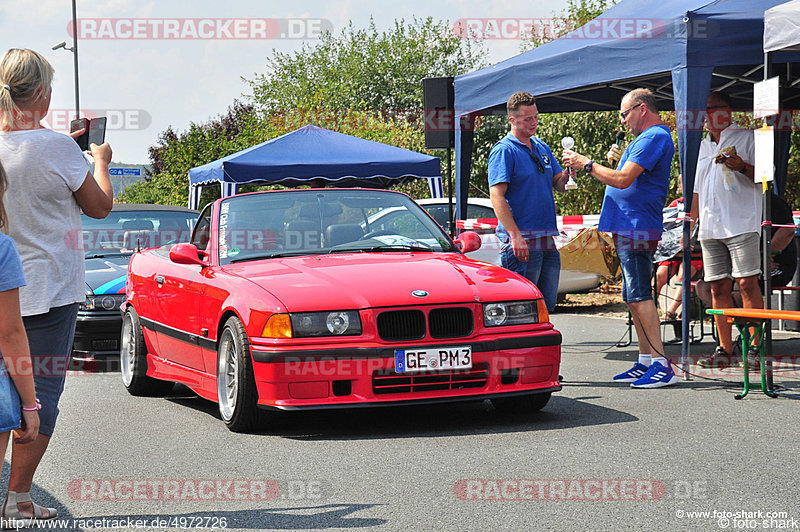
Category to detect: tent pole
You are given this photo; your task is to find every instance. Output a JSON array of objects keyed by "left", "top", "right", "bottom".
[
  {"left": 455, "top": 115, "right": 475, "bottom": 225},
  {"left": 763, "top": 51, "right": 775, "bottom": 390},
  {"left": 446, "top": 147, "right": 454, "bottom": 237},
  {"left": 673, "top": 66, "right": 713, "bottom": 379}
]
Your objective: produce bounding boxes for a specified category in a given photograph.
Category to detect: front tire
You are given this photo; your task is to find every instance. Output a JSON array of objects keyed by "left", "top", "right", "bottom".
[
  {"left": 120, "top": 308, "right": 174, "bottom": 396},
  {"left": 217, "top": 316, "right": 261, "bottom": 432}
]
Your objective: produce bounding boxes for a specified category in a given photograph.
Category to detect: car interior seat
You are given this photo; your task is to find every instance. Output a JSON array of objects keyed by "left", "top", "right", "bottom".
[
  {"left": 325, "top": 224, "right": 364, "bottom": 247},
  {"left": 157, "top": 219, "right": 189, "bottom": 245},
  {"left": 122, "top": 219, "right": 155, "bottom": 231},
  {"left": 122, "top": 219, "right": 156, "bottom": 249},
  {"left": 285, "top": 202, "right": 344, "bottom": 249},
  {"left": 285, "top": 219, "right": 322, "bottom": 250}
]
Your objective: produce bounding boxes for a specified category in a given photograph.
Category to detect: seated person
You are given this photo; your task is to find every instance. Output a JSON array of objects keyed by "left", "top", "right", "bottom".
[
  {"left": 653, "top": 185, "right": 703, "bottom": 321},
  {"left": 766, "top": 193, "right": 798, "bottom": 289},
  {"left": 655, "top": 259, "right": 702, "bottom": 321}
]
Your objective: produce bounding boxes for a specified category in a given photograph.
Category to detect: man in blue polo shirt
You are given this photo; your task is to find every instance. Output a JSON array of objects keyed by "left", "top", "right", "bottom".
[
  {"left": 562, "top": 88, "right": 676, "bottom": 388},
  {"left": 488, "top": 91, "right": 568, "bottom": 312}
]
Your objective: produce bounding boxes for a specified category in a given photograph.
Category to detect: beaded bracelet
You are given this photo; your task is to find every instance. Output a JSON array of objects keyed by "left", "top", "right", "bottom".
[{"left": 22, "top": 399, "right": 41, "bottom": 412}]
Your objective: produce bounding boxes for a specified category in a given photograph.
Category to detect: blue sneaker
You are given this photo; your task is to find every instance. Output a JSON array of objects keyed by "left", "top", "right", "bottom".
[
  {"left": 613, "top": 362, "right": 650, "bottom": 383},
  {"left": 631, "top": 361, "right": 678, "bottom": 388}
]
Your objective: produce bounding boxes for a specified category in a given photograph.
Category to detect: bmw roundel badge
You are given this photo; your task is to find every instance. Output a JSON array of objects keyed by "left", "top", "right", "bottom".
[{"left": 411, "top": 290, "right": 428, "bottom": 297}]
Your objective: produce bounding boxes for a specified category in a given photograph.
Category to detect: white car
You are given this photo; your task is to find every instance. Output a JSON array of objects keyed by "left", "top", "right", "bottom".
[{"left": 415, "top": 197, "right": 603, "bottom": 295}]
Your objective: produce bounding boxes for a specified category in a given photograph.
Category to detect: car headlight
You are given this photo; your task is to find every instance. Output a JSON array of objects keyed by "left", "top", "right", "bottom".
[
  {"left": 79, "top": 294, "right": 126, "bottom": 312},
  {"left": 290, "top": 311, "right": 362, "bottom": 337},
  {"left": 483, "top": 300, "right": 545, "bottom": 326}
]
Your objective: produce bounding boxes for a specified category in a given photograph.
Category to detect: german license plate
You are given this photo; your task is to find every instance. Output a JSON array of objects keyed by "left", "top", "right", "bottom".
[{"left": 394, "top": 346, "right": 472, "bottom": 373}]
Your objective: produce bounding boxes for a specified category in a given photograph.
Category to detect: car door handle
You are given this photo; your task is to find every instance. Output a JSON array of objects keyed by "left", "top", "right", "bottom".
[{"left": 156, "top": 275, "right": 165, "bottom": 287}]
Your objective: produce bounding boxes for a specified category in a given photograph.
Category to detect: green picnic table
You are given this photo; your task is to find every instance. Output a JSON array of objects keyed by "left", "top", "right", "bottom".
[{"left": 704, "top": 307, "right": 800, "bottom": 399}]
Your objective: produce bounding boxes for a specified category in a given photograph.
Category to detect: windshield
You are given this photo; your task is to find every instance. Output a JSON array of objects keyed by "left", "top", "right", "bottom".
[
  {"left": 218, "top": 189, "right": 455, "bottom": 265},
  {"left": 81, "top": 209, "right": 198, "bottom": 257}
]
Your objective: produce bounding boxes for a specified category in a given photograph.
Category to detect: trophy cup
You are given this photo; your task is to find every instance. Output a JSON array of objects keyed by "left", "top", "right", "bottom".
[{"left": 561, "top": 136, "right": 578, "bottom": 190}]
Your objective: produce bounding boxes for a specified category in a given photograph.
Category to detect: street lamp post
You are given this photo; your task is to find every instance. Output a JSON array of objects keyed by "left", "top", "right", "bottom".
[{"left": 52, "top": 0, "right": 80, "bottom": 120}]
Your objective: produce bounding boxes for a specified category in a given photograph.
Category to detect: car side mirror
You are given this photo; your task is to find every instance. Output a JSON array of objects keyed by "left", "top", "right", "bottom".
[
  {"left": 454, "top": 231, "right": 481, "bottom": 253},
  {"left": 169, "top": 243, "right": 208, "bottom": 266}
]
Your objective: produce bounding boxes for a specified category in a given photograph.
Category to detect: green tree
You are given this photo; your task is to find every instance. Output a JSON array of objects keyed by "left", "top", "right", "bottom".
[
  {"left": 520, "top": 0, "right": 617, "bottom": 53},
  {"left": 247, "top": 17, "right": 486, "bottom": 112},
  {"left": 245, "top": 16, "right": 488, "bottom": 201},
  {"left": 117, "top": 100, "right": 271, "bottom": 206},
  {"left": 464, "top": 0, "right": 680, "bottom": 218},
  {"left": 782, "top": 118, "right": 800, "bottom": 208},
  {"left": 465, "top": 0, "right": 622, "bottom": 216},
  {"left": 119, "top": 105, "right": 438, "bottom": 207},
  {"left": 125, "top": 17, "right": 486, "bottom": 207}
]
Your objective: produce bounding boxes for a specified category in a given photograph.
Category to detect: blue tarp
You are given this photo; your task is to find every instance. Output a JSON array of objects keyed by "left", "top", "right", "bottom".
[
  {"left": 453, "top": 0, "right": 800, "bottom": 365},
  {"left": 188, "top": 125, "right": 442, "bottom": 209},
  {"left": 453, "top": 0, "right": 800, "bottom": 220}
]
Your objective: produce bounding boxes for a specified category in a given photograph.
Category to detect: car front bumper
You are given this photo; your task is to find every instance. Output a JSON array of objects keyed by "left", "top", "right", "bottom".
[
  {"left": 247, "top": 331, "right": 562, "bottom": 410},
  {"left": 71, "top": 311, "right": 123, "bottom": 370}
]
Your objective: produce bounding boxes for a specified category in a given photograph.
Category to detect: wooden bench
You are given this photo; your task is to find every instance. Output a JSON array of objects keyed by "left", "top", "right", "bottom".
[{"left": 706, "top": 307, "right": 800, "bottom": 399}]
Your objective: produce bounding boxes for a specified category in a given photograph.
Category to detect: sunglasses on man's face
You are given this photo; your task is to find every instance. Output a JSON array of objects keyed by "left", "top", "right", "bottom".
[
  {"left": 530, "top": 152, "right": 545, "bottom": 173},
  {"left": 619, "top": 103, "right": 642, "bottom": 120}
]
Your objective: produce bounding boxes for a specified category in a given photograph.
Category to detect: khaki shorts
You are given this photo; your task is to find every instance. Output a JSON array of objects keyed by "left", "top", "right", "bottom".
[{"left": 700, "top": 232, "right": 761, "bottom": 282}]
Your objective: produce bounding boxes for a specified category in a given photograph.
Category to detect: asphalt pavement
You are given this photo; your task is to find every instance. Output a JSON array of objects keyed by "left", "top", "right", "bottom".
[{"left": 4, "top": 313, "right": 800, "bottom": 531}]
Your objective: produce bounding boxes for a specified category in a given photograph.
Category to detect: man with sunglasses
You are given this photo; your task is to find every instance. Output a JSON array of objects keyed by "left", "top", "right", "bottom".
[
  {"left": 488, "top": 91, "right": 569, "bottom": 312},
  {"left": 562, "top": 88, "right": 676, "bottom": 388},
  {"left": 689, "top": 91, "right": 761, "bottom": 370}
]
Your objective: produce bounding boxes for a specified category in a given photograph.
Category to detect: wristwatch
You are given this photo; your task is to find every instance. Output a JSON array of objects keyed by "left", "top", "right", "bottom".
[{"left": 583, "top": 160, "right": 595, "bottom": 174}]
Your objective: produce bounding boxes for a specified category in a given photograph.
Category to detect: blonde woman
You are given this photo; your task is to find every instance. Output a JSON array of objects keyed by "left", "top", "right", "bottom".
[{"left": 0, "top": 48, "right": 113, "bottom": 522}]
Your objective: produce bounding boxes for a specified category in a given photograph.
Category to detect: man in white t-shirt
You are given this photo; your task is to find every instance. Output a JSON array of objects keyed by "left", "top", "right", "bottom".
[{"left": 690, "top": 91, "right": 762, "bottom": 369}]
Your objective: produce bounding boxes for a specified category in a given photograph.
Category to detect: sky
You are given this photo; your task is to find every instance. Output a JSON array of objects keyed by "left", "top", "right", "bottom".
[{"left": 0, "top": 0, "right": 572, "bottom": 164}]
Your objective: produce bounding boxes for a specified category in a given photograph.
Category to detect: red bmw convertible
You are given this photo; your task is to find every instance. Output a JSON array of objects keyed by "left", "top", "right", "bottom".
[{"left": 122, "top": 189, "right": 562, "bottom": 432}]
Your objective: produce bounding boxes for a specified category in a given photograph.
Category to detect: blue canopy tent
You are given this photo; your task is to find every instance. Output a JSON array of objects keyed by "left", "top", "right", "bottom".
[
  {"left": 453, "top": 0, "right": 800, "bottom": 369},
  {"left": 188, "top": 125, "right": 443, "bottom": 209}
]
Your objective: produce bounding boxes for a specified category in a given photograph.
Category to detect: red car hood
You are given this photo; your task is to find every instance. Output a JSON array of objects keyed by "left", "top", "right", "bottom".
[{"left": 221, "top": 253, "right": 541, "bottom": 311}]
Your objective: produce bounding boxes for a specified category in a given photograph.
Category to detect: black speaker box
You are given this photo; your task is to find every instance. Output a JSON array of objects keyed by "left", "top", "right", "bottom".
[{"left": 422, "top": 77, "right": 454, "bottom": 149}]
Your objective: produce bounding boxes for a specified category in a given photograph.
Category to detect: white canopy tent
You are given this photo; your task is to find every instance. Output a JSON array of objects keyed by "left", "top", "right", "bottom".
[
  {"left": 765, "top": 0, "right": 800, "bottom": 52},
  {"left": 759, "top": 0, "right": 800, "bottom": 391}
]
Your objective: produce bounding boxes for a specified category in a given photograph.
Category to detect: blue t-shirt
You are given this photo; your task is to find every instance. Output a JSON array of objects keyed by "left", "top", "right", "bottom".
[
  {"left": 0, "top": 234, "right": 25, "bottom": 293},
  {"left": 598, "top": 125, "right": 674, "bottom": 240},
  {"left": 488, "top": 132, "right": 563, "bottom": 241}
]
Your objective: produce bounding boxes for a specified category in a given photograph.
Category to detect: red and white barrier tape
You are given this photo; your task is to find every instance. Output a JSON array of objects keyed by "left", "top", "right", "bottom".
[{"left": 457, "top": 214, "right": 601, "bottom": 231}]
